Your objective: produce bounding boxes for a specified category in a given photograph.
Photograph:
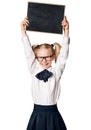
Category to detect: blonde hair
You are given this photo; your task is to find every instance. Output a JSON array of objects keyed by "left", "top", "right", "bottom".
[
  {"left": 54, "top": 42, "right": 62, "bottom": 62},
  {"left": 32, "top": 43, "right": 61, "bottom": 62}
]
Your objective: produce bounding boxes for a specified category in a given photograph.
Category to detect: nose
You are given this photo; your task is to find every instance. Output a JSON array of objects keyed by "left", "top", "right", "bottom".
[{"left": 42, "top": 58, "right": 47, "bottom": 62}]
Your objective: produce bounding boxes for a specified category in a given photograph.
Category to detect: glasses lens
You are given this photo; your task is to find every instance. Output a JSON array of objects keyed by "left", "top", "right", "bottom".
[
  {"left": 46, "top": 56, "right": 51, "bottom": 61},
  {"left": 37, "top": 54, "right": 54, "bottom": 61},
  {"left": 37, "top": 57, "right": 43, "bottom": 61}
]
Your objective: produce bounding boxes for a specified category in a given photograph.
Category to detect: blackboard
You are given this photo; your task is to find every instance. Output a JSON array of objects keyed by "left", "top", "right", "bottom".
[{"left": 26, "top": 2, "right": 65, "bottom": 34}]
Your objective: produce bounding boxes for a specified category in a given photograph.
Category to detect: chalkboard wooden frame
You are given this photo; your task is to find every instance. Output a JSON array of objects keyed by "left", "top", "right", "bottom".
[{"left": 26, "top": 2, "right": 65, "bottom": 34}]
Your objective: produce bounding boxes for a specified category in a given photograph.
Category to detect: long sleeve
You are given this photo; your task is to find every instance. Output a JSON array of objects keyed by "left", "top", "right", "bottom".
[
  {"left": 55, "top": 36, "right": 70, "bottom": 79},
  {"left": 22, "top": 34, "right": 37, "bottom": 73}
]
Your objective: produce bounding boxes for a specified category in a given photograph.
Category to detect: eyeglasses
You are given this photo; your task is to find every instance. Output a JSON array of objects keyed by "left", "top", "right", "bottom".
[{"left": 36, "top": 54, "right": 54, "bottom": 61}]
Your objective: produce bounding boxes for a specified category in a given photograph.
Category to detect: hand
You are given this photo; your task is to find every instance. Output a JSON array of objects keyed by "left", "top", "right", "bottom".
[
  {"left": 21, "top": 17, "right": 29, "bottom": 36},
  {"left": 61, "top": 16, "right": 69, "bottom": 36}
]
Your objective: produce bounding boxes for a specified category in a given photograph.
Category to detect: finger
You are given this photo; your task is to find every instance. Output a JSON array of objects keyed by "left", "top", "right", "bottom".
[
  {"left": 62, "top": 16, "right": 67, "bottom": 23},
  {"left": 61, "top": 19, "right": 68, "bottom": 26},
  {"left": 24, "top": 21, "right": 29, "bottom": 26},
  {"left": 25, "top": 19, "right": 29, "bottom": 24},
  {"left": 21, "top": 21, "right": 28, "bottom": 27},
  {"left": 64, "top": 16, "right": 67, "bottom": 21},
  {"left": 23, "top": 17, "right": 29, "bottom": 24},
  {"left": 24, "top": 19, "right": 30, "bottom": 25},
  {"left": 61, "top": 21, "right": 66, "bottom": 26},
  {"left": 24, "top": 17, "right": 28, "bottom": 20}
]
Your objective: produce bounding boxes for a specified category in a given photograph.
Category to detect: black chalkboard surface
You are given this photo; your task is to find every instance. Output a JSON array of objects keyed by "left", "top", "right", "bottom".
[{"left": 26, "top": 2, "right": 65, "bottom": 34}]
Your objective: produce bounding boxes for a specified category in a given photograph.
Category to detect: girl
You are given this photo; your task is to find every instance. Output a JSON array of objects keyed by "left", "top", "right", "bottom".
[{"left": 21, "top": 16, "right": 70, "bottom": 130}]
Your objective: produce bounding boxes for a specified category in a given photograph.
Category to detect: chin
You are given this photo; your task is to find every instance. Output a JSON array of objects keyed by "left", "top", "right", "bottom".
[
  {"left": 41, "top": 65, "right": 50, "bottom": 69},
  {"left": 39, "top": 62, "right": 51, "bottom": 69},
  {"left": 41, "top": 66, "right": 48, "bottom": 69}
]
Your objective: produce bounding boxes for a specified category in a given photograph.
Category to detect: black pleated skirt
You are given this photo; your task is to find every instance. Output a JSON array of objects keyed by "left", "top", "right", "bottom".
[{"left": 27, "top": 104, "right": 67, "bottom": 130}]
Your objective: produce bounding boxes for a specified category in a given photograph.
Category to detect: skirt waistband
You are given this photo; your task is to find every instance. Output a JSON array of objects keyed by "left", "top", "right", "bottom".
[{"left": 33, "top": 104, "right": 58, "bottom": 112}]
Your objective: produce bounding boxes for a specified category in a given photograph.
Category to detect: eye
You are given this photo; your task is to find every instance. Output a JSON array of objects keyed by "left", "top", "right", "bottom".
[
  {"left": 36, "top": 57, "right": 43, "bottom": 61},
  {"left": 46, "top": 56, "right": 51, "bottom": 60},
  {"left": 36, "top": 54, "right": 54, "bottom": 61}
]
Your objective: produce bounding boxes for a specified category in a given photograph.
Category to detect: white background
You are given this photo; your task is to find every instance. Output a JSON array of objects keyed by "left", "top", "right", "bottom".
[{"left": 0, "top": 0, "right": 91, "bottom": 130}]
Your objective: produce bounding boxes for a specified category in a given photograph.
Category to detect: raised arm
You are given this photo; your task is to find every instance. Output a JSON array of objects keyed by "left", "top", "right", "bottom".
[
  {"left": 56, "top": 16, "right": 70, "bottom": 78},
  {"left": 21, "top": 17, "right": 37, "bottom": 73}
]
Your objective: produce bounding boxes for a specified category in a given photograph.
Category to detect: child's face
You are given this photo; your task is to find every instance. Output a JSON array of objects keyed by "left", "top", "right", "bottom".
[{"left": 36, "top": 48, "right": 55, "bottom": 69}]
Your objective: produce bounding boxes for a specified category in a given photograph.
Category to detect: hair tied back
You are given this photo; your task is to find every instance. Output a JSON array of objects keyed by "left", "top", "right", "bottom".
[{"left": 51, "top": 44, "right": 55, "bottom": 49}]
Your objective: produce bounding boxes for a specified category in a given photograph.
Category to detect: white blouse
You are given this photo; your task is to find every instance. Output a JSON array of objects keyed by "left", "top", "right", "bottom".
[{"left": 22, "top": 34, "right": 70, "bottom": 105}]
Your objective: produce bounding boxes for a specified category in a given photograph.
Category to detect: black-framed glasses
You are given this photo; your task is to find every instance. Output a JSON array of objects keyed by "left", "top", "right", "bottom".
[{"left": 36, "top": 54, "right": 54, "bottom": 61}]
